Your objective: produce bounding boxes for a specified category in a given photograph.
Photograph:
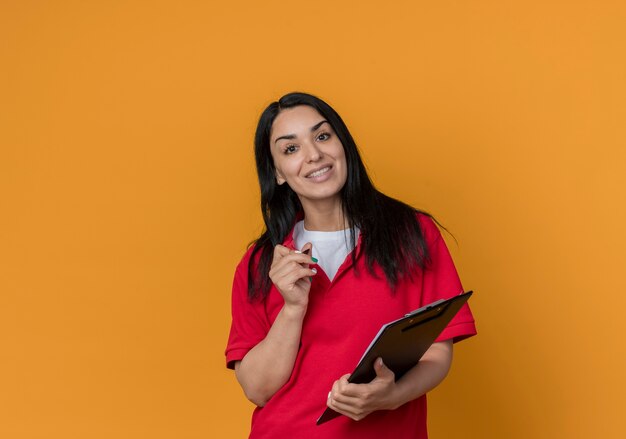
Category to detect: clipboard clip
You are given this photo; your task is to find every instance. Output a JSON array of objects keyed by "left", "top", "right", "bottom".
[{"left": 404, "top": 299, "right": 447, "bottom": 317}]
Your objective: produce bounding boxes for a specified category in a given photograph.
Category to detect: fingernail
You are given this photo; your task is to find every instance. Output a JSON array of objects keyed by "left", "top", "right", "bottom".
[
  {"left": 294, "top": 250, "right": 302, "bottom": 254},
  {"left": 311, "top": 257, "right": 318, "bottom": 263},
  {"left": 311, "top": 268, "right": 317, "bottom": 274}
]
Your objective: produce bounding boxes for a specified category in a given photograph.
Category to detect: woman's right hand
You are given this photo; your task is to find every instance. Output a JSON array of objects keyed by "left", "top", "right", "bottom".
[
  {"left": 235, "top": 242, "right": 318, "bottom": 407},
  {"left": 269, "top": 243, "right": 317, "bottom": 311}
]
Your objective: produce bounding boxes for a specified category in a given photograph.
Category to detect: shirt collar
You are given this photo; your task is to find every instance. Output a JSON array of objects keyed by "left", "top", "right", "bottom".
[{"left": 281, "top": 216, "right": 364, "bottom": 260}]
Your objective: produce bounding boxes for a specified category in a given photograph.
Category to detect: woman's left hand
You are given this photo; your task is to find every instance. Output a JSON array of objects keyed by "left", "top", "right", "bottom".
[{"left": 327, "top": 358, "right": 398, "bottom": 421}]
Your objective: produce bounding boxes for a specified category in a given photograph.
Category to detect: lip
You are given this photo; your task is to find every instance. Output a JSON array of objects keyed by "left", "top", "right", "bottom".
[{"left": 305, "top": 165, "right": 333, "bottom": 181}]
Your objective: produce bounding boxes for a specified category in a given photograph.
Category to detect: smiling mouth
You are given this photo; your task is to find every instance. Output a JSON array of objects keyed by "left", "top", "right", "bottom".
[{"left": 306, "top": 166, "right": 331, "bottom": 178}]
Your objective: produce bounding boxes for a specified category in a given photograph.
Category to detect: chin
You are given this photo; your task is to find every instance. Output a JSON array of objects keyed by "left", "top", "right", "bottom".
[{"left": 303, "top": 189, "right": 343, "bottom": 202}]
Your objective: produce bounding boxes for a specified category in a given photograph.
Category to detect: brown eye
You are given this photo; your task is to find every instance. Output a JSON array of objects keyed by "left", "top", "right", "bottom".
[
  {"left": 317, "top": 132, "right": 330, "bottom": 141},
  {"left": 285, "top": 145, "right": 298, "bottom": 154}
]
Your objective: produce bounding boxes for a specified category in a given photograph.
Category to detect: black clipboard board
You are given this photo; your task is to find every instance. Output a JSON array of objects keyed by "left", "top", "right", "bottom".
[{"left": 316, "top": 290, "right": 473, "bottom": 425}]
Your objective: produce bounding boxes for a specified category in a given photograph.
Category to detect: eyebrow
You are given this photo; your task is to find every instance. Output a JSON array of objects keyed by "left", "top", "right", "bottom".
[{"left": 273, "top": 120, "right": 330, "bottom": 144}]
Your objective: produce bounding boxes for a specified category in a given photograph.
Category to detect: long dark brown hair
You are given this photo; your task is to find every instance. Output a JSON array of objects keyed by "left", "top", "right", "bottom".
[{"left": 248, "top": 92, "right": 432, "bottom": 300}]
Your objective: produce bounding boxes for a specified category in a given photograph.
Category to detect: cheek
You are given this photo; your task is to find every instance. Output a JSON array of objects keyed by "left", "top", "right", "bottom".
[
  {"left": 334, "top": 155, "right": 348, "bottom": 187},
  {"left": 275, "top": 158, "right": 301, "bottom": 180},
  {"left": 339, "top": 164, "right": 348, "bottom": 185},
  {"left": 336, "top": 149, "right": 348, "bottom": 175}
]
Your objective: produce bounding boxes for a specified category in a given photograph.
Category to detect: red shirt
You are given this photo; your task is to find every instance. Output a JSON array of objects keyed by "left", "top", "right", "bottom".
[{"left": 226, "top": 214, "right": 477, "bottom": 439}]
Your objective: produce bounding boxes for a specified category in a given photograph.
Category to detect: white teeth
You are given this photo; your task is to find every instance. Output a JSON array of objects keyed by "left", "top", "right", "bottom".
[{"left": 307, "top": 167, "right": 330, "bottom": 178}]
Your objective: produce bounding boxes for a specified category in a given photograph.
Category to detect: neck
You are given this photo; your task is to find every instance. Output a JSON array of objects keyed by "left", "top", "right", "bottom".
[{"left": 300, "top": 196, "right": 348, "bottom": 231}]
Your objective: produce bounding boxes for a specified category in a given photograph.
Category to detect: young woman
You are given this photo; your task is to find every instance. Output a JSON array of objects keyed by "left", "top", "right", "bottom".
[{"left": 225, "top": 92, "right": 476, "bottom": 439}]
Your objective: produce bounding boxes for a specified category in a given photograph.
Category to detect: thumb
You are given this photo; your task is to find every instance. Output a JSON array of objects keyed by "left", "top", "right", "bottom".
[{"left": 374, "top": 357, "right": 394, "bottom": 380}]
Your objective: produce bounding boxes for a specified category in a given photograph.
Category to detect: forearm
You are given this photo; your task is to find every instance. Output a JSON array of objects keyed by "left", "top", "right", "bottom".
[
  {"left": 386, "top": 340, "right": 454, "bottom": 409},
  {"left": 235, "top": 305, "right": 306, "bottom": 406}
]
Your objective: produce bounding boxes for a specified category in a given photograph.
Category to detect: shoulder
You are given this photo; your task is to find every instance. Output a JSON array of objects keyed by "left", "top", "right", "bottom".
[
  {"left": 415, "top": 212, "right": 444, "bottom": 245},
  {"left": 234, "top": 244, "right": 258, "bottom": 276},
  {"left": 231, "top": 244, "right": 261, "bottom": 301}
]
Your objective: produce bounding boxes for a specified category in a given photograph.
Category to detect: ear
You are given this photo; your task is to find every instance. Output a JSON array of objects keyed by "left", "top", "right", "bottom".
[{"left": 275, "top": 169, "right": 286, "bottom": 185}]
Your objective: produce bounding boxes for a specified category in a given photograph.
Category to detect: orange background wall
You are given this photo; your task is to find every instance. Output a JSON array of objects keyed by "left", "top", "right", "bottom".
[{"left": 1, "top": 1, "right": 625, "bottom": 438}]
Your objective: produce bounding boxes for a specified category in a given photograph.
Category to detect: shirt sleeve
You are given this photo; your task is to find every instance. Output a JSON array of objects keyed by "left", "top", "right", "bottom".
[
  {"left": 224, "top": 251, "right": 271, "bottom": 369},
  {"left": 418, "top": 215, "right": 477, "bottom": 343}
]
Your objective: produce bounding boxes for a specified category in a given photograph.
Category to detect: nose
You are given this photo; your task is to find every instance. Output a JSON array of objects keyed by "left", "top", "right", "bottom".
[{"left": 305, "top": 141, "right": 322, "bottom": 163}]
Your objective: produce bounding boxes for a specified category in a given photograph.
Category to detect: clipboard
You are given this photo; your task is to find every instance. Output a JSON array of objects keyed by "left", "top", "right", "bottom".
[{"left": 316, "top": 290, "right": 473, "bottom": 425}]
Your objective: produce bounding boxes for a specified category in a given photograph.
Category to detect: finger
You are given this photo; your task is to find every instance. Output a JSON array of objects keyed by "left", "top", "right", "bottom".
[
  {"left": 270, "top": 246, "right": 291, "bottom": 270},
  {"left": 270, "top": 246, "right": 294, "bottom": 272},
  {"left": 327, "top": 397, "right": 366, "bottom": 420},
  {"left": 270, "top": 260, "right": 316, "bottom": 283},
  {"left": 273, "top": 252, "right": 317, "bottom": 270},
  {"left": 337, "top": 383, "right": 369, "bottom": 398},
  {"left": 270, "top": 258, "right": 299, "bottom": 278},
  {"left": 330, "top": 390, "right": 362, "bottom": 406},
  {"left": 328, "top": 380, "right": 365, "bottom": 412},
  {"left": 273, "top": 245, "right": 291, "bottom": 259},
  {"left": 374, "top": 357, "right": 395, "bottom": 381},
  {"left": 336, "top": 375, "right": 365, "bottom": 398},
  {"left": 270, "top": 257, "right": 310, "bottom": 280},
  {"left": 329, "top": 379, "right": 343, "bottom": 404},
  {"left": 288, "top": 252, "right": 318, "bottom": 265},
  {"left": 272, "top": 259, "right": 317, "bottom": 279},
  {"left": 274, "top": 266, "right": 318, "bottom": 287}
]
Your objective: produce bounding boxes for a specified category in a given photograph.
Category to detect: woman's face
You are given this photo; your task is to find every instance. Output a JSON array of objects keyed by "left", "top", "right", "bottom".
[{"left": 269, "top": 105, "right": 347, "bottom": 207}]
